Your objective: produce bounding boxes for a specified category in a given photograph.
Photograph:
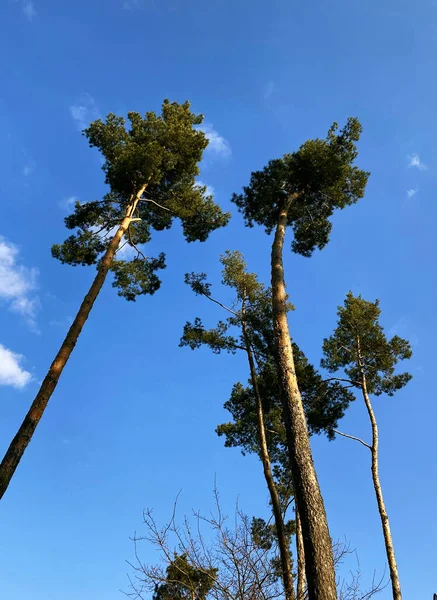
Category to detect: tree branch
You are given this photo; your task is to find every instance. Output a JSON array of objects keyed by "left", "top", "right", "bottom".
[
  {"left": 140, "top": 197, "right": 171, "bottom": 212},
  {"left": 202, "top": 293, "right": 240, "bottom": 318},
  {"left": 332, "top": 429, "right": 371, "bottom": 450},
  {"left": 128, "top": 225, "right": 148, "bottom": 261},
  {"left": 323, "top": 377, "right": 362, "bottom": 387}
]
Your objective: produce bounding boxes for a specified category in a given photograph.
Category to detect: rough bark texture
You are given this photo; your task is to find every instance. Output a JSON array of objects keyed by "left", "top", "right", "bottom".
[
  {"left": 295, "top": 500, "right": 306, "bottom": 600},
  {"left": 270, "top": 200, "right": 337, "bottom": 600},
  {"left": 360, "top": 362, "right": 402, "bottom": 600},
  {"left": 0, "top": 184, "right": 147, "bottom": 500},
  {"left": 241, "top": 313, "right": 296, "bottom": 600}
]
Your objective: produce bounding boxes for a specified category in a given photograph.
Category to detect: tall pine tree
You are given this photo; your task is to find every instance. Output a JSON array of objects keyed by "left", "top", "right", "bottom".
[
  {"left": 232, "top": 118, "right": 369, "bottom": 600},
  {"left": 321, "top": 292, "right": 412, "bottom": 600},
  {"left": 0, "top": 100, "right": 229, "bottom": 500},
  {"left": 181, "top": 251, "right": 353, "bottom": 600}
]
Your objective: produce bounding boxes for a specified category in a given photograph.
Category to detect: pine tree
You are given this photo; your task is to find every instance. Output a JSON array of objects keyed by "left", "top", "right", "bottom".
[
  {"left": 181, "top": 251, "right": 353, "bottom": 600},
  {"left": 0, "top": 100, "right": 230, "bottom": 500},
  {"left": 232, "top": 118, "right": 369, "bottom": 600},
  {"left": 153, "top": 553, "right": 217, "bottom": 600},
  {"left": 321, "top": 292, "right": 412, "bottom": 600}
]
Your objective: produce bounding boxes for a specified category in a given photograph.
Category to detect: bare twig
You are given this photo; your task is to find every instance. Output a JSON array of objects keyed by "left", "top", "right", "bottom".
[
  {"left": 332, "top": 429, "right": 371, "bottom": 450},
  {"left": 323, "top": 377, "right": 362, "bottom": 387},
  {"left": 140, "top": 197, "right": 171, "bottom": 212},
  {"left": 127, "top": 225, "right": 147, "bottom": 261}
]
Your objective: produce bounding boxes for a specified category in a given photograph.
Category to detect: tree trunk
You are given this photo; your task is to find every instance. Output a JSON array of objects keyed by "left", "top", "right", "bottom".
[
  {"left": 295, "top": 500, "right": 306, "bottom": 600},
  {"left": 360, "top": 370, "right": 402, "bottom": 600},
  {"left": 241, "top": 314, "right": 296, "bottom": 600},
  {"left": 270, "top": 199, "right": 337, "bottom": 600},
  {"left": 0, "top": 184, "right": 148, "bottom": 500}
]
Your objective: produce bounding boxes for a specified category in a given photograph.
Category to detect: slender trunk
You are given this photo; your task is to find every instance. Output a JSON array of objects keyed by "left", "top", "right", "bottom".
[
  {"left": 0, "top": 184, "right": 148, "bottom": 500},
  {"left": 241, "top": 313, "right": 295, "bottom": 600},
  {"left": 295, "top": 500, "right": 306, "bottom": 600},
  {"left": 360, "top": 368, "right": 402, "bottom": 600},
  {"left": 270, "top": 198, "right": 337, "bottom": 600}
]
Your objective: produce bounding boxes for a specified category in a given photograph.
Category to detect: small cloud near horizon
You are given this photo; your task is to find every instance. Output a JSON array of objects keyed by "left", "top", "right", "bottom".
[{"left": 406, "top": 189, "right": 417, "bottom": 199}]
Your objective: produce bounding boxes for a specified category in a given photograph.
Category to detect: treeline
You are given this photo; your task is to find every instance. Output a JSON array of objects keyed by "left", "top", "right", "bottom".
[{"left": 0, "top": 100, "right": 412, "bottom": 600}]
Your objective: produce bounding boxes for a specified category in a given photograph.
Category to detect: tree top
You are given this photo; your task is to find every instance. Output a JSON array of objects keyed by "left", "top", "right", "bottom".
[
  {"left": 321, "top": 292, "right": 413, "bottom": 396},
  {"left": 232, "top": 118, "right": 369, "bottom": 256}
]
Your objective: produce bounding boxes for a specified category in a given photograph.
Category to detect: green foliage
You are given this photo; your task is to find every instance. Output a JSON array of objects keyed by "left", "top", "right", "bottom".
[
  {"left": 232, "top": 118, "right": 369, "bottom": 256},
  {"left": 110, "top": 254, "right": 166, "bottom": 301},
  {"left": 182, "top": 251, "right": 354, "bottom": 448},
  {"left": 321, "top": 292, "right": 413, "bottom": 396},
  {"left": 153, "top": 553, "right": 217, "bottom": 600},
  {"left": 251, "top": 516, "right": 296, "bottom": 578},
  {"left": 217, "top": 352, "right": 354, "bottom": 460},
  {"left": 52, "top": 100, "right": 230, "bottom": 301},
  {"left": 180, "top": 317, "right": 239, "bottom": 354}
]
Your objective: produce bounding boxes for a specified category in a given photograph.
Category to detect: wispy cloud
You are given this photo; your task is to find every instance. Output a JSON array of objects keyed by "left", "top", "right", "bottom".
[
  {"left": 69, "top": 94, "right": 100, "bottom": 131},
  {"left": 22, "top": 0, "right": 36, "bottom": 20},
  {"left": 123, "top": 0, "right": 144, "bottom": 8},
  {"left": 0, "top": 237, "right": 40, "bottom": 331},
  {"left": 13, "top": 0, "right": 36, "bottom": 20},
  {"left": 49, "top": 316, "right": 73, "bottom": 328},
  {"left": 59, "top": 196, "right": 78, "bottom": 212},
  {"left": 408, "top": 153, "right": 427, "bottom": 171},
  {"left": 22, "top": 161, "right": 35, "bottom": 177},
  {"left": 388, "top": 315, "right": 418, "bottom": 347},
  {"left": 200, "top": 123, "right": 231, "bottom": 159},
  {"left": 406, "top": 189, "right": 417, "bottom": 199},
  {"left": 195, "top": 180, "right": 215, "bottom": 198},
  {"left": 0, "top": 344, "right": 32, "bottom": 389},
  {"left": 263, "top": 81, "right": 275, "bottom": 101}
]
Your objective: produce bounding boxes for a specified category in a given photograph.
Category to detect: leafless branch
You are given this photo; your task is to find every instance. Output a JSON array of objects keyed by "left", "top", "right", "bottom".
[
  {"left": 127, "top": 224, "right": 147, "bottom": 261},
  {"left": 332, "top": 429, "right": 371, "bottom": 450},
  {"left": 323, "top": 377, "right": 362, "bottom": 388},
  {"left": 140, "top": 197, "right": 171, "bottom": 211}
]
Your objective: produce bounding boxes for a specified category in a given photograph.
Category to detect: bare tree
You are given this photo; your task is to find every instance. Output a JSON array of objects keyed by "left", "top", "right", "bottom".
[
  {"left": 125, "top": 491, "right": 385, "bottom": 600},
  {"left": 126, "top": 490, "right": 282, "bottom": 600}
]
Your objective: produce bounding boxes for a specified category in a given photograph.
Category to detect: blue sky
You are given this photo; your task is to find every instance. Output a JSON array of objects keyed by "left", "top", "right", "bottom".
[{"left": 1, "top": 0, "right": 436, "bottom": 598}]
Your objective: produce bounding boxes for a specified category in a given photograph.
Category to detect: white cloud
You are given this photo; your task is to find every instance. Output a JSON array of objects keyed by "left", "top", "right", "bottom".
[
  {"left": 13, "top": 0, "right": 36, "bottom": 20},
  {"left": 69, "top": 94, "right": 100, "bottom": 131},
  {"left": 22, "top": 0, "right": 36, "bottom": 20},
  {"left": 0, "top": 344, "right": 32, "bottom": 389},
  {"left": 22, "top": 162, "right": 35, "bottom": 177},
  {"left": 59, "top": 196, "right": 78, "bottom": 212},
  {"left": 195, "top": 180, "right": 215, "bottom": 198},
  {"left": 200, "top": 123, "right": 231, "bottom": 159},
  {"left": 408, "top": 153, "right": 427, "bottom": 171},
  {"left": 406, "top": 189, "right": 417, "bottom": 198},
  {"left": 0, "top": 237, "right": 40, "bottom": 331}
]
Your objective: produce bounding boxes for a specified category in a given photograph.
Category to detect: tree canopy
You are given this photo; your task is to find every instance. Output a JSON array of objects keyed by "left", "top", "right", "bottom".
[
  {"left": 232, "top": 118, "right": 369, "bottom": 256},
  {"left": 52, "top": 100, "right": 230, "bottom": 300},
  {"left": 321, "top": 292, "right": 412, "bottom": 396}
]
